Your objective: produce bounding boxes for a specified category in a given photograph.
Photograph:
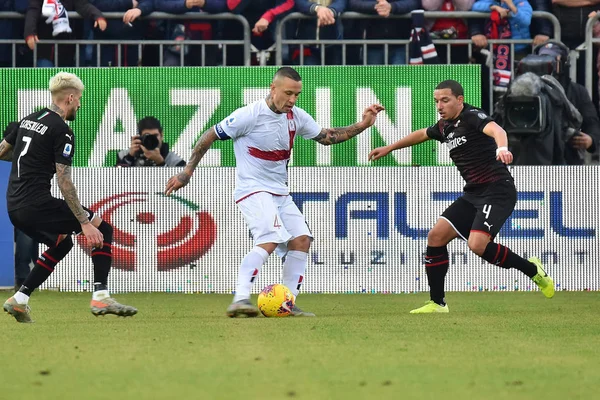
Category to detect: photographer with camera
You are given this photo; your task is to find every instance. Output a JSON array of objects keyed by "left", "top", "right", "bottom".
[
  {"left": 495, "top": 40, "right": 599, "bottom": 165},
  {"left": 536, "top": 41, "right": 599, "bottom": 164},
  {"left": 116, "top": 116, "right": 186, "bottom": 167}
]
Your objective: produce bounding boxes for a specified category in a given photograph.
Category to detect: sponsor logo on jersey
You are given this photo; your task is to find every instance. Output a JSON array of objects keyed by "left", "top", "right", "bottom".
[
  {"left": 225, "top": 117, "right": 236, "bottom": 127},
  {"left": 446, "top": 136, "right": 467, "bottom": 151}
]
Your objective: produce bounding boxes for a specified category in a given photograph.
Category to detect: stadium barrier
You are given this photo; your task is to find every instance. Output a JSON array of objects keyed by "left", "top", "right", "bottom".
[
  {"left": 1, "top": 65, "right": 481, "bottom": 167},
  {"left": 0, "top": 11, "right": 252, "bottom": 66},
  {"left": 38, "top": 166, "right": 599, "bottom": 293},
  {"left": 277, "top": 11, "right": 562, "bottom": 114}
]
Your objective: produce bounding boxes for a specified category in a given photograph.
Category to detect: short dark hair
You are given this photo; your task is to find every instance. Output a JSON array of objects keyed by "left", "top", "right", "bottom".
[
  {"left": 138, "top": 116, "right": 162, "bottom": 135},
  {"left": 274, "top": 67, "right": 301, "bottom": 82},
  {"left": 435, "top": 80, "right": 464, "bottom": 97}
]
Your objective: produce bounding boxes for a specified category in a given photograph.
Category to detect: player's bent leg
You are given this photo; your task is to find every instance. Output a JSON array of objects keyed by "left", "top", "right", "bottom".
[
  {"left": 285, "top": 235, "right": 315, "bottom": 317},
  {"left": 410, "top": 219, "right": 457, "bottom": 314},
  {"left": 89, "top": 219, "right": 138, "bottom": 317},
  {"left": 5, "top": 235, "right": 75, "bottom": 323},
  {"left": 467, "top": 231, "right": 491, "bottom": 257}
]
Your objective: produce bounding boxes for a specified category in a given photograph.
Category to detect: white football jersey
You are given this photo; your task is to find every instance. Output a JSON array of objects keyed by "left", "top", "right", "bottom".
[{"left": 215, "top": 99, "right": 322, "bottom": 202}]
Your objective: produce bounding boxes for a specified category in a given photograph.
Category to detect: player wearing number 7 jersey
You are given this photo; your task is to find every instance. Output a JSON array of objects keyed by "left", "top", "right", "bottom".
[
  {"left": 0, "top": 72, "right": 137, "bottom": 323},
  {"left": 369, "top": 80, "right": 555, "bottom": 314}
]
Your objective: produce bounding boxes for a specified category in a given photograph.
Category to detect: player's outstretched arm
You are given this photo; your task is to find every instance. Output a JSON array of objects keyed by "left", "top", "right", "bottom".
[
  {"left": 165, "top": 127, "right": 218, "bottom": 196},
  {"left": 0, "top": 140, "right": 14, "bottom": 161},
  {"left": 313, "top": 104, "right": 384, "bottom": 146},
  {"left": 482, "top": 121, "right": 513, "bottom": 164},
  {"left": 369, "top": 128, "right": 429, "bottom": 161},
  {"left": 55, "top": 163, "right": 103, "bottom": 248}
]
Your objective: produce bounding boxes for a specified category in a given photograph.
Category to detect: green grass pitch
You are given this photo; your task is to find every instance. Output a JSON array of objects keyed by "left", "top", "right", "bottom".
[{"left": 1, "top": 291, "right": 599, "bottom": 399}]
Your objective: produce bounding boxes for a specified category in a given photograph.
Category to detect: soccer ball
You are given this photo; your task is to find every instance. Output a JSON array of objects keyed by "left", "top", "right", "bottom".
[{"left": 257, "top": 284, "right": 295, "bottom": 317}]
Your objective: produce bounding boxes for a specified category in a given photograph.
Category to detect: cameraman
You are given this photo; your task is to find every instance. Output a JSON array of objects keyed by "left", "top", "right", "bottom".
[
  {"left": 116, "top": 117, "right": 186, "bottom": 167},
  {"left": 537, "top": 41, "right": 599, "bottom": 164}
]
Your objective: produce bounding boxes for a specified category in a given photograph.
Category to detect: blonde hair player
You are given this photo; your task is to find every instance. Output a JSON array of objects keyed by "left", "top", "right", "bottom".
[{"left": 1, "top": 72, "right": 137, "bottom": 323}]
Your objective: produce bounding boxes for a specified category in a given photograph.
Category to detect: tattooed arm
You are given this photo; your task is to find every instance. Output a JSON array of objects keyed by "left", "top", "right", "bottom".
[
  {"left": 313, "top": 123, "right": 367, "bottom": 146},
  {"left": 313, "top": 104, "right": 385, "bottom": 146},
  {"left": 165, "top": 127, "right": 218, "bottom": 196},
  {"left": 55, "top": 163, "right": 90, "bottom": 225},
  {"left": 0, "top": 140, "right": 14, "bottom": 161}
]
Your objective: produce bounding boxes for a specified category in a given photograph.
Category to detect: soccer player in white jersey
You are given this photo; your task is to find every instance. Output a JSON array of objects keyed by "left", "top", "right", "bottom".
[{"left": 166, "top": 67, "right": 384, "bottom": 317}]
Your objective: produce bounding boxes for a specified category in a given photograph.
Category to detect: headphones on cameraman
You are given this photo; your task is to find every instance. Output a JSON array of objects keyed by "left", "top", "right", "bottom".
[{"left": 532, "top": 40, "right": 571, "bottom": 73}]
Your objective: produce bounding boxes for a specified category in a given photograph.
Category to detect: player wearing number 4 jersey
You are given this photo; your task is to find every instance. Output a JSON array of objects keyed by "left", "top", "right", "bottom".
[
  {"left": 166, "top": 67, "right": 384, "bottom": 317},
  {"left": 369, "top": 80, "right": 555, "bottom": 314},
  {"left": 0, "top": 72, "right": 136, "bottom": 323}
]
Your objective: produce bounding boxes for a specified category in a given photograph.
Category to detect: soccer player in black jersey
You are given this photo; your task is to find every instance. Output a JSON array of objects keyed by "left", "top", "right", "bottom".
[
  {"left": 0, "top": 72, "right": 137, "bottom": 323},
  {"left": 369, "top": 80, "right": 555, "bottom": 313}
]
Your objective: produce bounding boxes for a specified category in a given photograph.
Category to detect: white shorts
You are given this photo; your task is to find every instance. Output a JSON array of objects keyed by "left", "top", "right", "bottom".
[{"left": 237, "top": 192, "right": 312, "bottom": 254}]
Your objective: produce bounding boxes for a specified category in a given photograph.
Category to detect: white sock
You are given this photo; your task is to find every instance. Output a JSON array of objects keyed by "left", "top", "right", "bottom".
[
  {"left": 233, "top": 247, "right": 269, "bottom": 302},
  {"left": 282, "top": 250, "right": 308, "bottom": 297},
  {"left": 13, "top": 291, "right": 29, "bottom": 305},
  {"left": 92, "top": 290, "right": 110, "bottom": 301}
]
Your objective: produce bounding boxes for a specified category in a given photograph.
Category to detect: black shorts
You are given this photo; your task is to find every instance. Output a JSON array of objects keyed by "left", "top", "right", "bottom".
[
  {"left": 441, "top": 179, "right": 517, "bottom": 240},
  {"left": 8, "top": 198, "right": 95, "bottom": 247}
]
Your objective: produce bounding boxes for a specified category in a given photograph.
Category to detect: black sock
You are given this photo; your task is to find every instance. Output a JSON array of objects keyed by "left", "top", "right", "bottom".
[
  {"left": 92, "top": 221, "right": 113, "bottom": 288},
  {"left": 425, "top": 246, "right": 449, "bottom": 306},
  {"left": 21, "top": 236, "right": 73, "bottom": 296},
  {"left": 481, "top": 242, "right": 537, "bottom": 278}
]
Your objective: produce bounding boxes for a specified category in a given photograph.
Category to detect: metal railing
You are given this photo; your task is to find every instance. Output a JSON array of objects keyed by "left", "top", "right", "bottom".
[
  {"left": 0, "top": 11, "right": 251, "bottom": 67},
  {"left": 276, "top": 11, "right": 561, "bottom": 65},
  {"left": 584, "top": 13, "right": 600, "bottom": 98},
  {"left": 276, "top": 11, "right": 560, "bottom": 113}
]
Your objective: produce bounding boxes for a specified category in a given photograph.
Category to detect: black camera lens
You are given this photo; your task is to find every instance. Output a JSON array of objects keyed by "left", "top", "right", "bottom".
[{"left": 140, "top": 134, "right": 159, "bottom": 150}]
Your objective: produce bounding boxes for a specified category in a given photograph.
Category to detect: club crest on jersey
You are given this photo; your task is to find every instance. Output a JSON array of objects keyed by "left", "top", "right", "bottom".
[
  {"left": 288, "top": 119, "right": 296, "bottom": 132},
  {"left": 63, "top": 143, "right": 72, "bottom": 157}
]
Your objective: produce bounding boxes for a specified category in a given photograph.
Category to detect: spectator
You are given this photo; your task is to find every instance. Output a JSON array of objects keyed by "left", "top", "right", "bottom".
[
  {"left": 1, "top": 0, "right": 17, "bottom": 67},
  {"left": 470, "top": 0, "right": 532, "bottom": 109},
  {"left": 293, "top": 0, "right": 346, "bottom": 65},
  {"left": 472, "top": 0, "right": 532, "bottom": 54},
  {"left": 89, "top": 0, "right": 153, "bottom": 67},
  {"left": 24, "top": 0, "right": 107, "bottom": 67},
  {"left": 154, "top": 0, "right": 227, "bottom": 66},
  {"left": 348, "top": 0, "right": 420, "bottom": 65},
  {"left": 226, "top": 0, "right": 295, "bottom": 65},
  {"left": 530, "top": 0, "right": 552, "bottom": 46},
  {"left": 551, "top": 1, "right": 599, "bottom": 89},
  {"left": 423, "top": 0, "right": 474, "bottom": 64},
  {"left": 116, "top": 116, "right": 186, "bottom": 167}
]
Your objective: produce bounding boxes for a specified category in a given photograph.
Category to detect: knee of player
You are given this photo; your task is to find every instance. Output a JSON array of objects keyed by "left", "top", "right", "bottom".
[
  {"left": 288, "top": 235, "right": 311, "bottom": 252},
  {"left": 427, "top": 229, "right": 448, "bottom": 247},
  {"left": 467, "top": 237, "right": 487, "bottom": 256},
  {"left": 59, "top": 235, "right": 74, "bottom": 251}
]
